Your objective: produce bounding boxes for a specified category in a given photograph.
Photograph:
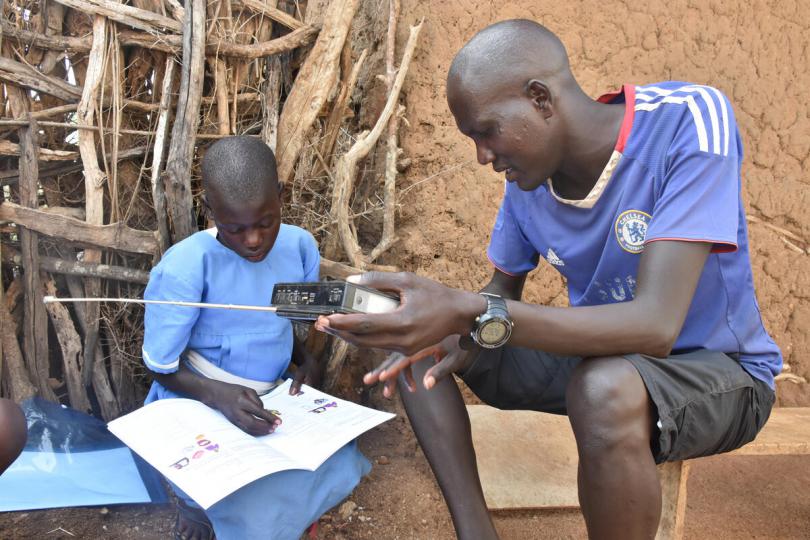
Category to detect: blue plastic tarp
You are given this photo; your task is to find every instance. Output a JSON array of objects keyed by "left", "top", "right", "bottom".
[{"left": 0, "top": 397, "right": 167, "bottom": 511}]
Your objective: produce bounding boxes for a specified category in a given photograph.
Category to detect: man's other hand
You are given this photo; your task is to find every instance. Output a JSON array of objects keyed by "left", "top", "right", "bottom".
[{"left": 363, "top": 335, "right": 479, "bottom": 397}]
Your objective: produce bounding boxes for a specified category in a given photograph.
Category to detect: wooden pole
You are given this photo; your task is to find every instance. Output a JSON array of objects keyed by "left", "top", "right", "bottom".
[
  {"left": 0, "top": 56, "right": 82, "bottom": 102},
  {"left": 0, "top": 18, "right": 317, "bottom": 57},
  {"left": 237, "top": 0, "right": 303, "bottom": 29},
  {"left": 2, "top": 248, "right": 151, "bottom": 284},
  {"left": 332, "top": 20, "right": 422, "bottom": 267},
  {"left": 76, "top": 15, "right": 108, "bottom": 391},
  {"left": 43, "top": 278, "right": 92, "bottom": 412},
  {"left": 208, "top": 24, "right": 317, "bottom": 58},
  {"left": 165, "top": 0, "right": 206, "bottom": 243},
  {"left": 369, "top": 0, "right": 402, "bottom": 262},
  {"left": 62, "top": 276, "right": 119, "bottom": 419},
  {"left": 318, "top": 48, "right": 367, "bottom": 169},
  {"left": 165, "top": 0, "right": 184, "bottom": 20},
  {"left": 51, "top": 0, "right": 181, "bottom": 33},
  {"left": 656, "top": 461, "right": 691, "bottom": 540},
  {"left": 261, "top": 55, "right": 282, "bottom": 151},
  {"left": 40, "top": 0, "right": 66, "bottom": 75},
  {"left": 0, "top": 121, "right": 265, "bottom": 142},
  {"left": 255, "top": 0, "right": 279, "bottom": 150},
  {"left": 150, "top": 56, "right": 176, "bottom": 254},
  {"left": 276, "top": 0, "right": 361, "bottom": 184},
  {"left": 209, "top": 0, "right": 232, "bottom": 136},
  {"left": 19, "top": 117, "right": 57, "bottom": 400},
  {"left": 323, "top": 339, "right": 349, "bottom": 393},
  {"left": 0, "top": 202, "right": 160, "bottom": 256},
  {"left": 0, "top": 139, "right": 79, "bottom": 161},
  {"left": 0, "top": 301, "right": 37, "bottom": 402}
]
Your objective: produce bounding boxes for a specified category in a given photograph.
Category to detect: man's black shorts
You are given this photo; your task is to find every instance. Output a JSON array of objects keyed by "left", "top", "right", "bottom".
[{"left": 460, "top": 347, "right": 775, "bottom": 464}]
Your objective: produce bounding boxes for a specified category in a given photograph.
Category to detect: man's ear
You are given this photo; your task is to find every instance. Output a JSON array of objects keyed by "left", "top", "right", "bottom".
[{"left": 526, "top": 80, "right": 553, "bottom": 120}]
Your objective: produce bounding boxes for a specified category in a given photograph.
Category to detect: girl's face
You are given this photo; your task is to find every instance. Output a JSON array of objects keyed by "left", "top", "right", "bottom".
[{"left": 208, "top": 189, "right": 282, "bottom": 263}]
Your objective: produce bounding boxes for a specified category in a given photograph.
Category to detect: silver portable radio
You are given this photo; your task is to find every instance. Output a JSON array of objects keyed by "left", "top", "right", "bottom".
[{"left": 271, "top": 281, "right": 400, "bottom": 321}]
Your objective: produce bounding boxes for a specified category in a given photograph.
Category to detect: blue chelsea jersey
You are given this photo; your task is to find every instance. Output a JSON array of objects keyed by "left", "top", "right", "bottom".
[{"left": 487, "top": 82, "right": 782, "bottom": 388}]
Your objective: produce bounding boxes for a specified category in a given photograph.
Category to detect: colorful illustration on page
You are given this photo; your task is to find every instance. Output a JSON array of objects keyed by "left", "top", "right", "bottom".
[{"left": 168, "top": 434, "right": 221, "bottom": 471}]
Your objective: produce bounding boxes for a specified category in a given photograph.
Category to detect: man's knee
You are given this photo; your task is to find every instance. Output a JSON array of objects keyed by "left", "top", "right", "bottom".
[{"left": 566, "top": 357, "right": 653, "bottom": 453}]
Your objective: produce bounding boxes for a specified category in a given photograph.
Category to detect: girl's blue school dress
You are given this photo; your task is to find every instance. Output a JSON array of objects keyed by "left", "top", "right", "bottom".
[{"left": 141, "top": 226, "right": 370, "bottom": 540}]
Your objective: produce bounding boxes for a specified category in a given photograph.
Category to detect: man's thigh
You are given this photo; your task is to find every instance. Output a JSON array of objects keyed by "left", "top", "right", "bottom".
[
  {"left": 624, "top": 351, "right": 775, "bottom": 463},
  {"left": 460, "top": 347, "right": 774, "bottom": 463},
  {"left": 460, "top": 346, "right": 581, "bottom": 415}
]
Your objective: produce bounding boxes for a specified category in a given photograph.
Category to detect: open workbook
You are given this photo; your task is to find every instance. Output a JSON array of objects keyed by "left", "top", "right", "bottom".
[{"left": 107, "top": 380, "right": 395, "bottom": 509}]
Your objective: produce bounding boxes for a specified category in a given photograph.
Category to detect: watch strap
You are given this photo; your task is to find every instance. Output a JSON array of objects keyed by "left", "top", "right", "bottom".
[{"left": 481, "top": 293, "right": 508, "bottom": 318}]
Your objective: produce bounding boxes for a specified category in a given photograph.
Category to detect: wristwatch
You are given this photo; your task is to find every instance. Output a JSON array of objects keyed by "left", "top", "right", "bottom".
[{"left": 471, "top": 293, "right": 514, "bottom": 348}]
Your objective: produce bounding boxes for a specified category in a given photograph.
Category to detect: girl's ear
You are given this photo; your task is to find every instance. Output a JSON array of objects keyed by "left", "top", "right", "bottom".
[{"left": 201, "top": 194, "right": 214, "bottom": 220}]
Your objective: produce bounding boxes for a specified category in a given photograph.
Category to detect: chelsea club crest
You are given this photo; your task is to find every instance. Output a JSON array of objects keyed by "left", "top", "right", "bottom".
[{"left": 615, "top": 210, "right": 651, "bottom": 254}]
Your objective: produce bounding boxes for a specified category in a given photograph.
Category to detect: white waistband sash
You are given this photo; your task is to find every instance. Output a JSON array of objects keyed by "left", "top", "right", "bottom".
[{"left": 183, "top": 350, "right": 282, "bottom": 395}]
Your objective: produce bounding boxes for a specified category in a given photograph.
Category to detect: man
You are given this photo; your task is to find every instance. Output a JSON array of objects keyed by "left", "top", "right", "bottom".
[{"left": 316, "top": 19, "right": 780, "bottom": 540}]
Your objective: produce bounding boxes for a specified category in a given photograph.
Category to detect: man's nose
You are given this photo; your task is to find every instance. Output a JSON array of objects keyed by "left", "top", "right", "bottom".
[{"left": 476, "top": 142, "right": 495, "bottom": 165}]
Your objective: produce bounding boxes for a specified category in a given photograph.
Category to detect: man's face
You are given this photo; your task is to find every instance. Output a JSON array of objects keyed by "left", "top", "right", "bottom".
[
  {"left": 448, "top": 79, "right": 563, "bottom": 191},
  {"left": 207, "top": 189, "right": 282, "bottom": 263}
]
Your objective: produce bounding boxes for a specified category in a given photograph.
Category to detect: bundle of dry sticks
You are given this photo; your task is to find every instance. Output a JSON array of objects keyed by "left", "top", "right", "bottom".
[{"left": 0, "top": 0, "right": 421, "bottom": 418}]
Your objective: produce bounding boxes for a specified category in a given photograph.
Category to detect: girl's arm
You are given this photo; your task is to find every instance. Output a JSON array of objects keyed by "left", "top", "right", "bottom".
[{"left": 154, "top": 366, "right": 281, "bottom": 436}]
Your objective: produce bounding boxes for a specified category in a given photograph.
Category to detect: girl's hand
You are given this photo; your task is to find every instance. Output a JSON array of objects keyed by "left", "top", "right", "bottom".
[{"left": 208, "top": 382, "right": 281, "bottom": 436}]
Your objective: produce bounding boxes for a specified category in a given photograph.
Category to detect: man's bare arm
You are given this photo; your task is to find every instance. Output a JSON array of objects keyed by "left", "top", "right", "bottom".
[
  {"left": 317, "top": 240, "right": 711, "bottom": 359},
  {"left": 505, "top": 240, "right": 711, "bottom": 357},
  {"left": 481, "top": 268, "right": 526, "bottom": 300}
]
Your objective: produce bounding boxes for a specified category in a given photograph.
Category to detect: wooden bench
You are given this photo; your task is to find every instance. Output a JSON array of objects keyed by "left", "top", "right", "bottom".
[{"left": 467, "top": 405, "right": 810, "bottom": 540}]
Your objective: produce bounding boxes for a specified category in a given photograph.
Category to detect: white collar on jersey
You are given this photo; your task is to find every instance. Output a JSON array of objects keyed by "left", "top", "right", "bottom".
[{"left": 547, "top": 149, "right": 623, "bottom": 209}]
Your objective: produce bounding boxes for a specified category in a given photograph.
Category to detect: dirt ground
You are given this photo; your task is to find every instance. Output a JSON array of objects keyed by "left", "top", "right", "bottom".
[
  {"left": 2, "top": 396, "right": 810, "bottom": 539},
  {"left": 2, "top": 0, "right": 809, "bottom": 538}
]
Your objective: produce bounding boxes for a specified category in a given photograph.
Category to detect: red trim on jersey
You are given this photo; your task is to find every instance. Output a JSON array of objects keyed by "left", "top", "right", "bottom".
[
  {"left": 597, "top": 88, "right": 622, "bottom": 102},
  {"left": 487, "top": 253, "right": 529, "bottom": 277},
  {"left": 597, "top": 84, "right": 636, "bottom": 153},
  {"left": 645, "top": 237, "right": 738, "bottom": 254}
]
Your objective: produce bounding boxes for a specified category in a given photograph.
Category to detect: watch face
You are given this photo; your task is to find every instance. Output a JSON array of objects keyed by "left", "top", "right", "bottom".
[{"left": 480, "top": 320, "right": 508, "bottom": 344}]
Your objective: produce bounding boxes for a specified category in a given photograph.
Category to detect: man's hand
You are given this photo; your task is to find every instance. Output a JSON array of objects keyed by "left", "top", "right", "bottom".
[
  {"left": 207, "top": 381, "right": 281, "bottom": 436},
  {"left": 314, "top": 272, "right": 485, "bottom": 355},
  {"left": 290, "top": 349, "right": 322, "bottom": 395},
  {"left": 364, "top": 335, "right": 480, "bottom": 398}
]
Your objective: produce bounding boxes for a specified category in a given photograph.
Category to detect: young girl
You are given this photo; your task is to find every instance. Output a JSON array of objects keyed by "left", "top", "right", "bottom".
[{"left": 142, "top": 137, "right": 369, "bottom": 540}]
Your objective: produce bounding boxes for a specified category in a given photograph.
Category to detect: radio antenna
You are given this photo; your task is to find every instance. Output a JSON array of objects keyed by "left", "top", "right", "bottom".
[{"left": 43, "top": 296, "right": 278, "bottom": 313}]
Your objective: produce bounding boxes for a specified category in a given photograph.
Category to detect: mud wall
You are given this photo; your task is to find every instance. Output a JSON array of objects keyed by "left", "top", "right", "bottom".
[{"left": 389, "top": 0, "right": 809, "bottom": 404}]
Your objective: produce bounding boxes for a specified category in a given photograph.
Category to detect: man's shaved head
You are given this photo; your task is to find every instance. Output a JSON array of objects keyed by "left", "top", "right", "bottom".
[
  {"left": 446, "top": 19, "right": 628, "bottom": 196},
  {"left": 446, "top": 20, "right": 582, "bottom": 192},
  {"left": 448, "top": 19, "right": 570, "bottom": 94},
  {"left": 201, "top": 136, "right": 279, "bottom": 208}
]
